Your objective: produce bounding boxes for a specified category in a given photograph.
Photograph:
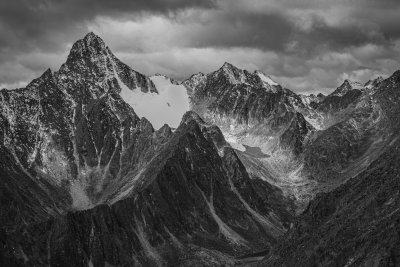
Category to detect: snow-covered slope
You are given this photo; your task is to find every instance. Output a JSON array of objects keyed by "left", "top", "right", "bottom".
[
  {"left": 119, "top": 75, "right": 190, "bottom": 129},
  {"left": 256, "top": 71, "right": 278, "bottom": 86}
]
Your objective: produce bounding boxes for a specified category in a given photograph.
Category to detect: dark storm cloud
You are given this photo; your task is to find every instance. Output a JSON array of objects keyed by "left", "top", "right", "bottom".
[
  {"left": 206, "top": 5, "right": 400, "bottom": 55},
  {"left": 0, "top": 0, "right": 215, "bottom": 54},
  {"left": 0, "top": 0, "right": 215, "bottom": 87},
  {"left": 184, "top": 12, "right": 294, "bottom": 52},
  {"left": 0, "top": 0, "right": 400, "bottom": 93}
]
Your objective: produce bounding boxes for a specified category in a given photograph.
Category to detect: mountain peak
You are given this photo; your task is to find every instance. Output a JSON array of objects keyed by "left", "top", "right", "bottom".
[
  {"left": 84, "top": 32, "right": 102, "bottom": 42},
  {"left": 352, "top": 80, "right": 362, "bottom": 85},
  {"left": 216, "top": 62, "right": 249, "bottom": 84},
  {"left": 25, "top": 68, "right": 54, "bottom": 91},
  {"left": 222, "top": 61, "right": 235, "bottom": 68},
  {"left": 331, "top": 79, "right": 364, "bottom": 97},
  {"left": 67, "top": 32, "right": 108, "bottom": 61},
  {"left": 59, "top": 32, "right": 156, "bottom": 100},
  {"left": 220, "top": 62, "right": 241, "bottom": 72},
  {"left": 83, "top": 32, "right": 106, "bottom": 48},
  {"left": 342, "top": 79, "right": 351, "bottom": 85},
  {"left": 343, "top": 79, "right": 362, "bottom": 87}
]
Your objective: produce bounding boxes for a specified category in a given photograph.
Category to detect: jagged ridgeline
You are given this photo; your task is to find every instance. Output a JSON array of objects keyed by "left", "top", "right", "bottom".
[{"left": 1, "top": 33, "right": 400, "bottom": 266}]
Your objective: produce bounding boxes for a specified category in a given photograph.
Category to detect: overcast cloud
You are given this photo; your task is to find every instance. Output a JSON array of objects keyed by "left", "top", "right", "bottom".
[{"left": 1, "top": 0, "right": 399, "bottom": 94}]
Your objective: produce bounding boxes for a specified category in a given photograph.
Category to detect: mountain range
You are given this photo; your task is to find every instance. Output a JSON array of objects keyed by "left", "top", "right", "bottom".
[{"left": 1, "top": 32, "right": 400, "bottom": 266}]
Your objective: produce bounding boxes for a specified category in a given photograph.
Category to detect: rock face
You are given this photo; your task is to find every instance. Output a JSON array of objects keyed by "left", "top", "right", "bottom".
[
  {"left": 330, "top": 79, "right": 365, "bottom": 97},
  {"left": 181, "top": 64, "right": 400, "bottom": 265},
  {"left": 181, "top": 61, "right": 390, "bottom": 207},
  {"left": 303, "top": 74, "right": 391, "bottom": 186},
  {"left": 192, "top": 66, "right": 394, "bottom": 204},
  {"left": 182, "top": 63, "right": 317, "bottom": 207},
  {"left": 185, "top": 62, "right": 313, "bottom": 154},
  {"left": 2, "top": 110, "right": 293, "bottom": 266},
  {"left": 0, "top": 32, "right": 166, "bottom": 212},
  {"left": 0, "top": 33, "right": 293, "bottom": 266}
]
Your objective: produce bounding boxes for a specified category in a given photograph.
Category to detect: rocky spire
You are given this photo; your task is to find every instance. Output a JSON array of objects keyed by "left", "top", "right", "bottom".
[
  {"left": 63, "top": 32, "right": 112, "bottom": 70},
  {"left": 68, "top": 32, "right": 108, "bottom": 58},
  {"left": 57, "top": 32, "right": 156, "bottom": 99},
  {"left": 215, "top": 62, "right": 250, "bottom": 85},
  {"left": 331, "top": 79, "right": 364, "bottom": 97}
]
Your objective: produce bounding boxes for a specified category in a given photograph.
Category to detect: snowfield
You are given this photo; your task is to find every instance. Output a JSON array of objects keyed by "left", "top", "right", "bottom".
[{"left": 119, "top": 75, "right": 190, "bottom": 129}]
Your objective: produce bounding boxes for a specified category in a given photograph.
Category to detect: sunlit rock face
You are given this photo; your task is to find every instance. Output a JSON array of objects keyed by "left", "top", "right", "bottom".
[{"left": 182, "top": 62, "right": 318, "bottom": 207}]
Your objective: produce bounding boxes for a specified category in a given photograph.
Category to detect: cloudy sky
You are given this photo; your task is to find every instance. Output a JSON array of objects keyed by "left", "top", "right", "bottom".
[{"left": 1, "top": 0, "right": 400, "bottom": 94}]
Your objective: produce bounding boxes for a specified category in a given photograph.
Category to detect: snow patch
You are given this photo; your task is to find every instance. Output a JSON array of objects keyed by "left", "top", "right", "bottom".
[
  {"left": 257, "top": 72, "right": 278, "bottom": 86},
  {"left": 118, "top": 75, "right": 189, "bottom": 129}
]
